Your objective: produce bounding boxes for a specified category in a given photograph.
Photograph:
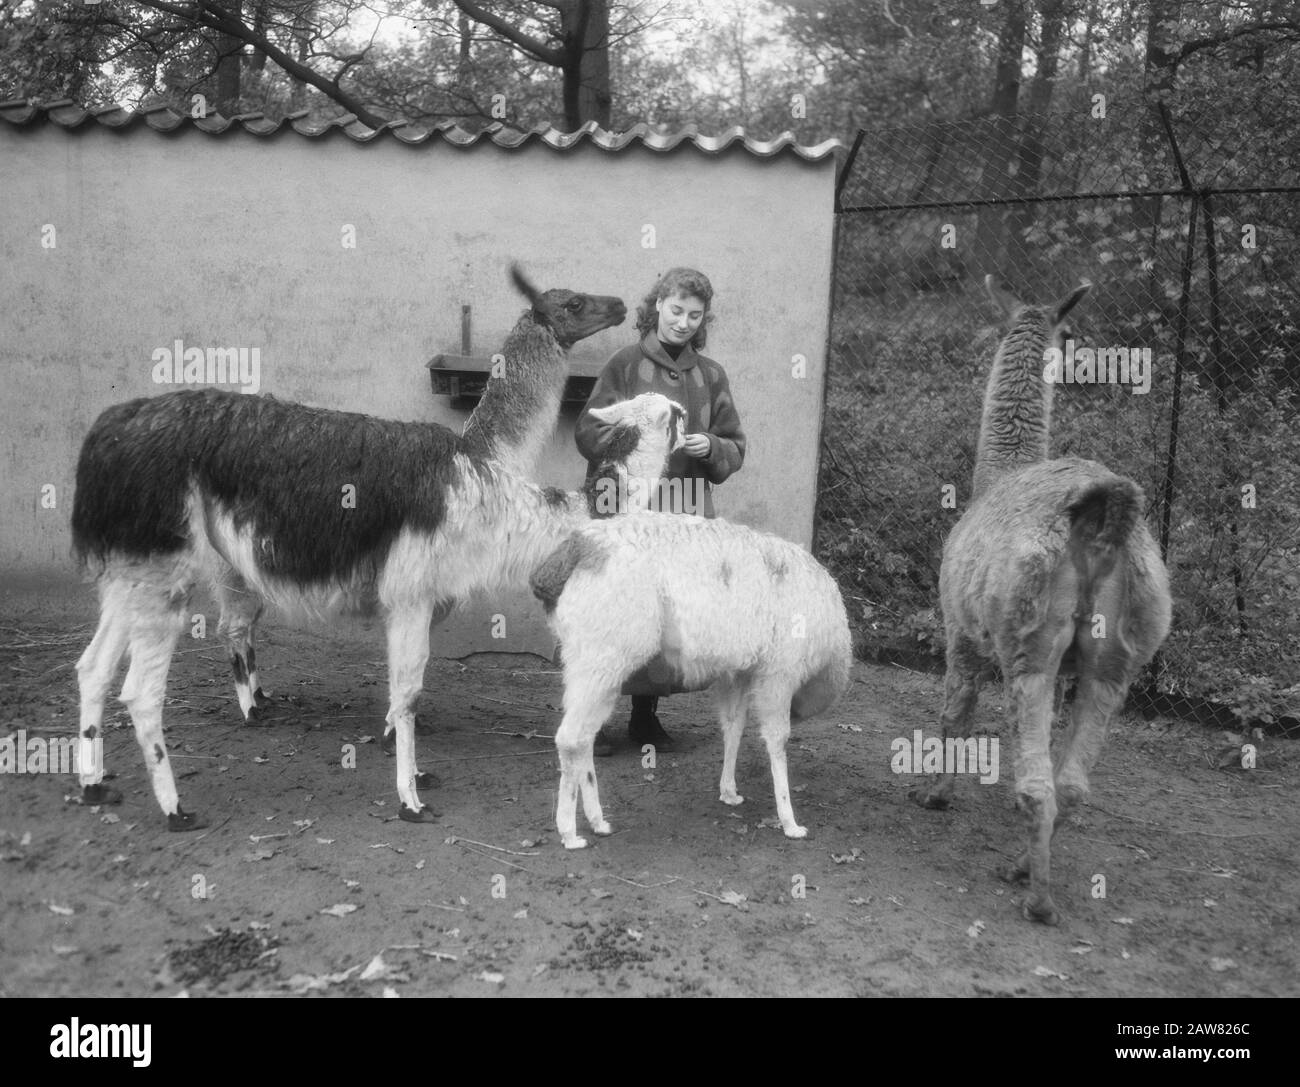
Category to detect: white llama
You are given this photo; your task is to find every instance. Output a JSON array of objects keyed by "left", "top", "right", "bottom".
[
  {"left": 911, "top": 275, "right": 1173, "bottom": 925},
  {"left": 531, "top": 515, "right": 853, "bottom": 849}
]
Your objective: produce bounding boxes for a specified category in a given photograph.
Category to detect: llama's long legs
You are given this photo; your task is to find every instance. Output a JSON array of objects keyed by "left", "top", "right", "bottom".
[
  {"left": 751, "top": 680, "right": 806, "bottom": 839},
  {"left": 381, "top": 599, "right": 453, "bottom": 760},
  {"left": 385, "top": 602, "right": 438, "bottom": 823},
  {"left": 911, "top": 634, "right": 989, "bottom": 809},
  {"left": 1007, "top": 671, "right": 1060, "bottom": 924},
  {"left": 118, "top": 582, "right": 206, "bottom": 831},
  {"left": 1053, "top": 671, "right": 1130, "bottom": 814},
  {"left": 215, "top": 572, "right": 267, "bottom": 721},
  {"left": 715, "top": 678, "right": 747, "bottom": 806},
  {"left": 554, "top": 680, "right": 619, "bottom": 849},
  {"left": 75, "top": 579, "right": 132, "bottom": 805}
]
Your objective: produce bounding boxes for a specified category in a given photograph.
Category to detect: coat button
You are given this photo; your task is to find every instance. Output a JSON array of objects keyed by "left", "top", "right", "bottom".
[{"left": 668, "top": 369, "right": 679, "bottom": 379}]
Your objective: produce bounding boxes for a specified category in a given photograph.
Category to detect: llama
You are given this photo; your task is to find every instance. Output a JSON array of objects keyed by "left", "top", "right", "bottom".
[
  {"left": 911, "top": 275, "right": 1172, "bottom": 925},
  {"left": 69, "top": 269, "right": 682, "bottom": 832},
  {"left": 530, "top": 515, "right": 853, "bottom": 849}
]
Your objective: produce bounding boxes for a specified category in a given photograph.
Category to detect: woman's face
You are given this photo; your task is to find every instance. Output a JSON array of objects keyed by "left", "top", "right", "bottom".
[{"left": 656, "top": 291, "right": 706, "bottom": 346}]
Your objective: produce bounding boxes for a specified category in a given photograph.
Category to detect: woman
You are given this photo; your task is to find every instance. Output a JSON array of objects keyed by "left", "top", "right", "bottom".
[{"left": 574, "top": 267, "right": 746, "bottom": 755}]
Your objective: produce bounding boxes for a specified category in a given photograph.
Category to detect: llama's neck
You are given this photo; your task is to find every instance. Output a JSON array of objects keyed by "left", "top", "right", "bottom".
[
  {"left": 470, "top": 432, "right": 672, "bottom": 599},
  {"left": 475, "top": 471, "right": 592, "bottom": 595},
  {"left": 972, "top": 312, "right": 1054, "bottom": 499},
  {"left": 461, "top": 315, "right": 569, "bottom": 480}
]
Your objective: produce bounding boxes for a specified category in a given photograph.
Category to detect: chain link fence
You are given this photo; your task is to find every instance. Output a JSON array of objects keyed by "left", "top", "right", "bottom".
[{"left": 816, "top": 100, "right": 1300, "bottom": 729}]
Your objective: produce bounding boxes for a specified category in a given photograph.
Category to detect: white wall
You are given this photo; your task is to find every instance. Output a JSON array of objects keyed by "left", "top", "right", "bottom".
[{"left": 0, "top": 122, "right": 836, "bottom": 656}]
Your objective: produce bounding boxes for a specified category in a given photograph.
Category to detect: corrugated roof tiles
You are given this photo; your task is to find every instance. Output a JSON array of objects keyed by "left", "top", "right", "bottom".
[{"left": 0, "top": 98, "right": 841, "bottom": 161}]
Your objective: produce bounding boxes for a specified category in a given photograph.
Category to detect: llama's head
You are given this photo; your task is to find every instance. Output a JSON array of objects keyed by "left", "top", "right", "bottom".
[
  {"left": 585, "top": 393, "right": 687, "bottom": 516},
  {"left": 985, "top": 274, "right": 1091, "bottom": 353},
  {"left": 511, "top": 264, "right": 627, "bottom": 348}
]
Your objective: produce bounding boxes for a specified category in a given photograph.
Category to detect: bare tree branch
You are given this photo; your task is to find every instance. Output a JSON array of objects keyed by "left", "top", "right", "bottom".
[
  {"left": 132, "top": 0, "right": 389, "bottom": 125},
  {"left": 449, "top": 0, "right": 565, "bottom": 66}
]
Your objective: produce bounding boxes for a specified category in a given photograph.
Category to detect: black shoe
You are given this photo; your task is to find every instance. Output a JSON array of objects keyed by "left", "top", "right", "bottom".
[{"left": 629, "top": 712, "right": 675, "bottom": 752}]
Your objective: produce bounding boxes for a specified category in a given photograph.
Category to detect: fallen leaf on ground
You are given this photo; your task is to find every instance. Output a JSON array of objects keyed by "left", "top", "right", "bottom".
[
  {"left": 285, "top": 965, "right": 361, "bottom": 993},
  {"left": 360, "top": 954, "right": 410, "bottom": 983}
]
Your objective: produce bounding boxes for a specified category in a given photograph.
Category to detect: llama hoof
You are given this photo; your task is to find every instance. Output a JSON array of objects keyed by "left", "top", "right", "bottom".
[
  {"left": 398, "top": 804, "right": 440, "bottom": 824},
  {"left": 996, "top": 859, "right": 1031, "bottom": 885},
  {"left": 253, "top": 686, "right": 270, "bottom": 707},
  {"left": 80, "top": 782, "right": 122, "bottom": 806},
  {"left": 719, "top": 790, "right": 745, "bottom": 806},
  {"left": 562, "top": 835, "right": 589, "bottom": 850},
  {"left": 909, "top": 786, "right": 950, "bottom": 810},
  {"left": 167, "top": 807, "right": 208, "bottom": 832},
  {"left": 244, "top": 703, "right": 265, "bottom": 724},
  {"left": 1023, "top": 894, "right": 1060, "bottom": 926},
  {"left": 1056, "top": 783, "right": 1086, "bottom": 813},
  {"left": 591, "top": 819, "right": 612, "bottom": 836},
  {"left": 415, "top": 771, "right": 441, "bottom": 790},
  {"left": 783, "top": 824, "right": 809, "bottom": 840}
]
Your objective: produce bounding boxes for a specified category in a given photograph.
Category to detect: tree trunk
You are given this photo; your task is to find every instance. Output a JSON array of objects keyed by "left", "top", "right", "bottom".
[
  {"left": 212, "top": 0, "right": 243, "bottom": 116},
  {"left": 249, "top": 0, "right": 267, "bottom": 73},
  {"left": 561, "top": 0, "right": 611, "bottom": 130},
  {"left": 289, "top": 8, "right": 311, "bottom": 113},
  {"left": 972, "top": 0, "right": 1027, "bottom": 281},
  {"left": 1011, "top": 0, "right": 1067, "bottom": 255},
  {"left": 1136, "top": 0, "right": 1183, "bottom": 229}
]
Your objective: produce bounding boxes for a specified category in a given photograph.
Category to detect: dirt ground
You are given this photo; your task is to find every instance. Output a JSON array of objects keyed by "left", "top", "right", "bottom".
[{"left": 1, "top": 577, "right": 1296, "bottom": 999}]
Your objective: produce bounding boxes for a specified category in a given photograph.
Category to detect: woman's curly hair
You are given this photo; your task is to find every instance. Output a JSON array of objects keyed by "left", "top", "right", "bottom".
[{"left": 634, "top": 267, "right": 715, "bottom": 349}]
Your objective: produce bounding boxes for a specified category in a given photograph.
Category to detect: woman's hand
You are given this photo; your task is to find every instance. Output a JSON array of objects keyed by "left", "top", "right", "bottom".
[{"left": 683, "top": 433, "right": 711, "bottom": 459}]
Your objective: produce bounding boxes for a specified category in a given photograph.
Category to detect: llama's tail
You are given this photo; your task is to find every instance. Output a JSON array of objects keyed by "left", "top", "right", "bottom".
[
  {"left": 790, "top": 588, "right": 853, "bottom": 722},
  {"left": 1066, "top": 477, "right": 1143, "bottom": 642}
]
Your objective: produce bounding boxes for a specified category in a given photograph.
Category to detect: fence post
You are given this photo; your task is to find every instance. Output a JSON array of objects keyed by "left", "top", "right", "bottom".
[
  {"left": 1202, "top": 191, "right": 1249, "bottom": 633},
  {"left": 1155, "top": 105, "right": 1196, "bottom": 568}
]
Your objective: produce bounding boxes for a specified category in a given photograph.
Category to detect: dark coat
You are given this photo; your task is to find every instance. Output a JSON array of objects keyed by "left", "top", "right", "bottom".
[
  {"left": 574, "top": 331, "right": 746, "bottom": 518},
  {"left": 573, "top": 331, "right": 747, "bottom": 697}
]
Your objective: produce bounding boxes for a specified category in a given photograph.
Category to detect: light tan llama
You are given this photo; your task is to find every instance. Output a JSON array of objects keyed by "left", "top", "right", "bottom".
[{"left": 911, "top": 275, "right": 1172, "bottom": 925}]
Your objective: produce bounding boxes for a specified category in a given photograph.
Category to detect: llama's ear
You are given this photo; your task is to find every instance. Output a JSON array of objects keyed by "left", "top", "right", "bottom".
[
  {"left": 984, "top": 274, "right": 1021, "bottom": 317},
  {"left": 511, "top": 263, "right": 542, "bottom": 307},
  {"left": 1054, "top": 280, "right": 1092, "bottom": 324}
]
